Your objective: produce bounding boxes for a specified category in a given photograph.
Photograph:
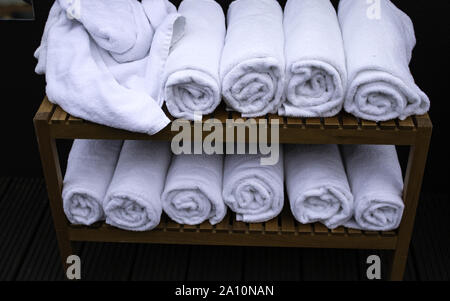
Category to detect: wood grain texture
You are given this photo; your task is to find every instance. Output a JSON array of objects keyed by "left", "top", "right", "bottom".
[{"left": 40, "top": 98, "right": 423, "bottom": 146}]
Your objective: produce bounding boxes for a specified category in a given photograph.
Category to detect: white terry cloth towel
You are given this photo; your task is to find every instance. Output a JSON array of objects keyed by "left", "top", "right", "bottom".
[
  {"left": 280, "top": 0, "right": 347, "bottom": 118},
  {"left": 162, "top": 0, "right": 226, "bottom": 120},
  {"left": 341, "top": 145, "right": 405, "bottom": 231},
  {"left": 220, "top": 0, "right": 285, "bottom": 117},
  {"left": 162, "top": 154, "right": 226, "bottom": 225},
  {"left": 58, "top": 0, "right": 153, "bottom": 63},
  {"left": 35, "top": 0, "right": 185, "bottom": 135},
  {"left": 103, "top": 140, "right": 171, "bottom": 231},
  {"left": 284, "top": 144, "right": 353, "bottom": 229},
  {"left": 223, "top": 151, "right": 284, "bottom": 223},
  {"left": 62, "top": 140, "right": 123, "bottom": 225},
  {"left": 338, "top": 0, "right": 430, "bottom": 121}
]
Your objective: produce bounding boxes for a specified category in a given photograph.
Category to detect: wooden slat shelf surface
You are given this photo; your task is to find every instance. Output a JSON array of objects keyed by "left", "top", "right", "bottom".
[
  {"left": 67, "top": 215, "right": 398, "bottom": 250},
  {"left": 33, "top": 96, "right": 433, "bottom": 280},
  {"left": 37, "top": 97, "right": 429, "bottom": 146}
]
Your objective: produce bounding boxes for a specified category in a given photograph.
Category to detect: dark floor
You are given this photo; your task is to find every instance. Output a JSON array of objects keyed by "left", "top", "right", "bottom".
[{"left": 0, "top": 177, "right": 448, "bottom": 281}]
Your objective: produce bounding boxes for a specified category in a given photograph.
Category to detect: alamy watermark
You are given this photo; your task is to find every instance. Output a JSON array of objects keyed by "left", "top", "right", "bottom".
[
  {"left": 170, "top": 113, "right": 280, "bottom": 166},
  {"left": 65, "top": 254, "right": 381, "bottom": 280},
  {"left": 366, "top": 255, "right": 382, "bottom": 280},
  {"left": 66, "top": 255, "right": 81, "bottom": 280}
]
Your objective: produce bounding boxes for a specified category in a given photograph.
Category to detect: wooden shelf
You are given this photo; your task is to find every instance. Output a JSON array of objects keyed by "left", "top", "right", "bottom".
[
  {"left": 68, "top": 211, "right": 397, "bottom": 250},
  {"left": 33, "top": 96, "right": 432, "bottom": 280},
  {"left": 36, "top": 97, "right": 430, "bottom": 145}
]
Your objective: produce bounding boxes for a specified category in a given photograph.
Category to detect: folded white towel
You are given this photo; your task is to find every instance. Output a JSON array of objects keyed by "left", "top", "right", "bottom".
[
  {"left": 35, "top": 0, "right": 185, "bottom": 135},
  {"left": 62, "top": 140, "right": 123, "bottom": 225},
  {"left": 220, "top": 0, "right": 285, "bottom": 117},
  {"left": 104, "top": 140, "right": 172, "bottom": 231},
  {"left": 338, "top": 0, "right": 429, "bottom": 121},
  {"left": 223, "top": 151, "right": 284, "bottom": 223},
  {"left": 341, "top": 145, "right": 404, "bottom": 231},
  {"left": 162, "top": 154, "right": 226, "bottom": 225},
  {"left": 285, "top": 144, "right": 353, "bottom": 229},
  {"left": 280, "top": 0, "right": 346, "bottom": 118},
  {"left": 162, "top": 0, "right": 225, "bottom": 120}
]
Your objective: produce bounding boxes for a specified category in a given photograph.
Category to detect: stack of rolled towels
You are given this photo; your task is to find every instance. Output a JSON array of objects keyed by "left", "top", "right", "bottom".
[
  {"left": 36, "top": 0, "right": 429, "bottom": 134},
  {"left": 220, "top": 0, "right": 429, "bottom": 120},
  {"left": 62, "top": 139, "right": 405, "bottom": 232},
  {"left": 42, "top": 0, "right": 418, "bottom": 234},
  {"left": 285, "top": 144, "right": 404, "bottom": 231}
]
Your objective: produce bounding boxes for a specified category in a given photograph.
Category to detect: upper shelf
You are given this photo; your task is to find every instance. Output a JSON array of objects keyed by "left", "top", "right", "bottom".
[{"left": 34, "top": 97, "right": 432, "bottom": 146}]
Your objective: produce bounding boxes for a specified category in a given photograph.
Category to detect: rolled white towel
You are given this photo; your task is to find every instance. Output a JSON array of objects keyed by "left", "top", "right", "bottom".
[
  {"left": 223, "top": 151, "right": 284, "bottom": 223},
  {"left": 285, "top": 144, "right": 353, "bottom": 229},
  {"left": 220, "top": 0, "right": 285, "bottom": 117},
  {"left": 62, "top": 140, "right": 123, "bottom": 225},
  {"left": 280, "top": 0, "right": 346, "bottom": 118},
  {"left": 341, "top": 145, "right": 405, "bottom": 231},
  {"left": 104, "top": 140, "right": 171, "bottom": 231},
  {"left": 162, "top": 154, "right": 226, "bottom": 225},
  {"left": 338, "top": 0, "right": 429, "bottom": 121},
  {"left": 162, "top": 0, "right": 225, "bottom": 120}
]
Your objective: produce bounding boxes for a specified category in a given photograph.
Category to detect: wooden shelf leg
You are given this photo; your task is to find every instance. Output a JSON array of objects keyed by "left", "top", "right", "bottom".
[
  {"left": 34, "top": 117, "right": 73, "bottom": 277},
  {"left": 389, "top": 125, "right": 432, "bottom": 281}
]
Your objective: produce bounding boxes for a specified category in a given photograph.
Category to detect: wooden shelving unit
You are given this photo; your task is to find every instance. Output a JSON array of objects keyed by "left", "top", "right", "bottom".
[{"left": 34, "top": 96, "right": 432, "bottom": 281}]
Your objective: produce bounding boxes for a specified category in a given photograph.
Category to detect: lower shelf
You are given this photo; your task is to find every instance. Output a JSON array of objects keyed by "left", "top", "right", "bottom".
[{"left": 68, "top": 211, "right": 398, "bottom": 250}]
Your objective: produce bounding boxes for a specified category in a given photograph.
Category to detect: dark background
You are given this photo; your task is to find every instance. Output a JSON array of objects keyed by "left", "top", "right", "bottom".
[{"left": 0, "top": 0, "right": 448, "bottom": 194}]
